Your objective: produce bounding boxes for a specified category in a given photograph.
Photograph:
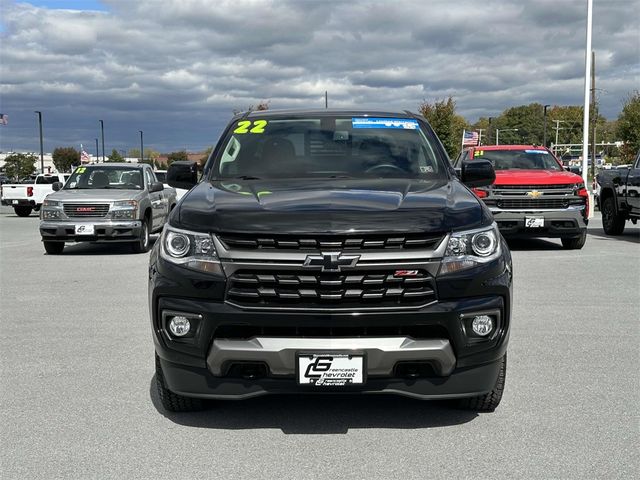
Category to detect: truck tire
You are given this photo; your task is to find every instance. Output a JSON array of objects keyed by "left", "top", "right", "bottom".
[
  {"left": 132, "top": 217, "right": 150, "bottom": 253},
  {"left": 43, "top": 241, "right": 65, "bottom": 255},
  {"left": 14, "top": 206, "right": 32, "bottom": 217},
  {"left": 155, "top": 355, "right": 204, "bottom": 412},
  {"left": 601, "top": 197, "right": 625, "bottom": 235},
  {"left": 561, "top": 231, "right": 587, "bottom": 250},
  {"left": 457, "top": 354, "right": 506, "bottom": 412}
]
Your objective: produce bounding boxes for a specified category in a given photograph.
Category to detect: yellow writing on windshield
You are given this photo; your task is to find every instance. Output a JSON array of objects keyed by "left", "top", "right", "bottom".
[{"left": 233, "top": 120, "right": 268, "bottom": 134}]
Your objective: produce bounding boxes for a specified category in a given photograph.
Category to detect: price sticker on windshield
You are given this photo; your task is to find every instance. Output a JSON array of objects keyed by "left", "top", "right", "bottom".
[{"left": 233, "top": 120, "right": 268, "bottom": 134}]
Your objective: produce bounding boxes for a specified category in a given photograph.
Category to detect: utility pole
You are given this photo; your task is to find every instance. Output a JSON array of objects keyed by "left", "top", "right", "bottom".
[
  {"left": 590, "top": 50, "right": 596, "bottom": 180},
  {"left": 139, "top": 130, "right": 144, "bottom": 164},
  {"left": 99, "top": 120, "right": 105, "bottom": 162},
  {"left": 488, "top": 117, "right": 493, "bottom": 145},
  {"left": 478, "top": 129, "right": 485, "bottom": 145},
  {"left": 543, "top": 105, "right": 551, "bottom": 147},
  {"left": 34, "top": 111, "right": 44, "bottom": 173},
  {"left": 580, "top": 0, "right": 593, "bottom": 187}
]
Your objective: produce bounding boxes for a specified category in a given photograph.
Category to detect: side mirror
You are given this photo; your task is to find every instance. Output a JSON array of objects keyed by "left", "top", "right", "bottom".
[
  {"left": 52, "top": 182, "right": 63, "bottom": 191},
  {"left": 167, "top": 161, "right": 198, "bottom": 190},
  {"left": 461, "top": 160, "right": 495, "bottom": 188},
  {"left": 149, "top": 181, "right": 164, "bottom": 193}
]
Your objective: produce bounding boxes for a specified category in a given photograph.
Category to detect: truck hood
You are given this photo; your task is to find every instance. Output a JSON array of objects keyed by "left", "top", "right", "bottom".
[
  {"left": 48, "top": 189, "right": 144, "bottom": 202},
  {"left": 494, "top": 169, "right": 583, "bottom": 185},
  {"left": 175, "top": 178, "right": 489, "bottom": 235}
]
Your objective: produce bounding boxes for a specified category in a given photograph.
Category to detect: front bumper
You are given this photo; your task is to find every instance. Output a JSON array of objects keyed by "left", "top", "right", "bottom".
[
  {"left": 40, "top": 219, "right": 142, "bottom": 243},
  {"left": 491, "top": 206, "right": 587, "bottom": 237}
]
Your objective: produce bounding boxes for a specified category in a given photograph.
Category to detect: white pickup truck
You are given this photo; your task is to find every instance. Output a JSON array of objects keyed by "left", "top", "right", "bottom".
[{"left": 1, "top": 173, "right": 69, "bottom": 217}]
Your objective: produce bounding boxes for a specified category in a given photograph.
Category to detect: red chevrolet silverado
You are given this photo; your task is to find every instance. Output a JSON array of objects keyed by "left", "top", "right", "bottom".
[{"left": 454, "top": 145, "right": 588, "bottom": 249}]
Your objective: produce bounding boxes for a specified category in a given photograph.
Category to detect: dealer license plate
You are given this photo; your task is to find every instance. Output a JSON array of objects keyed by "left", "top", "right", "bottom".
[
  {"left": 525, "top": 217, "right": 544, "bottom": 228},
  {"left": 12, "top": 200, "right": 18, "bottom": 205},
  {"left": 297, "top": 353, "right": 365, "bottom": 386},
  {"left": 75, "top": 224, "right": 95, "bottom": 235}
]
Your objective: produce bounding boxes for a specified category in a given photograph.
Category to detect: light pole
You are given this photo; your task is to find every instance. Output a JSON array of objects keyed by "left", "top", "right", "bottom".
[
  {"left": 99, "top": 119, "right": 105, "bottom": 162},
  {"left": 34, "top": 111, "right": 44, "bottom": 173},
  {"left": 139, "top": 130, "right": 144, "bottom": 164},
  {"left": 543, "top": 104, "right": 551, "bottom": 147},
  {"left": 95, "top": 138, "right": 99, "bottom": 162},
  {"left": 496, "top": 128, "right": 518, "bottom": 146}
]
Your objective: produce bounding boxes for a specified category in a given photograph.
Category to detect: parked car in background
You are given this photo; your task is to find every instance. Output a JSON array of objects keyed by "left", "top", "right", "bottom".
[
  {"left": 0, "top": 173, "right": 69, "bottom": 217},
  {"left": 596, "top": 151, "right": 640, "bottom": 235},
  {"left": 39, "top": 163, "right": 177, "bottom": 254},
  {"left": 154, "top": 169, "right": 189, "bottom": 201},
  {"left": 454, "top": 145, "right": 588, "bottom": 249}
]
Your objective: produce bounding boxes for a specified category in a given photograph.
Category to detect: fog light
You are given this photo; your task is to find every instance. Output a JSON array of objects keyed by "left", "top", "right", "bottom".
[
  {"left": 168, "top": 316, "right": 191, "bottom": 337},
  {"left": 472, "top": 315, "right": 493, "bottom": 336}
]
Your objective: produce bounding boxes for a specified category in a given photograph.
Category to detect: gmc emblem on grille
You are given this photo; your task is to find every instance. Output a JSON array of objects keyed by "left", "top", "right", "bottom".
[
  {"left": 303, "top": 253, "right": 360, "bottom": 272},
  {"left": 76, "top": 207, "right": 95, "bottom": 212}
]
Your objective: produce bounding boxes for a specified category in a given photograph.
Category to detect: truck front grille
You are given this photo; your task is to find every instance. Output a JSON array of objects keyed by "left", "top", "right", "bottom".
[
  {"left": 495, "top": 198, "right": 568, "bottom": 209},
  {"left": 219, "top": 233, "right": 443, "bottom": 251},
  {"left": 227, "top": 269, "right": 437, "bottom": 309},
  {"left": 63, "top": 203, "right": 110, "bottom": 218}
]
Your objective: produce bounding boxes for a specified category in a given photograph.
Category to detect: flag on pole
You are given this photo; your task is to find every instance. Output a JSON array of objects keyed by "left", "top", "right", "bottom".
[
  {"left": 462, "top": 130, "right": 480, "bottom": 146},
  {"left": 0, "top": 113, "right": 8, "bottom": 125},
  {"left": 80, "top": 144, "right": 91, "bottom": 163}
]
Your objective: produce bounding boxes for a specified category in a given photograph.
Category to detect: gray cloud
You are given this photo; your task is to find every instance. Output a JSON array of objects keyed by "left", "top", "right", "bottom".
[{"left": 0, "top": 0, "right": 638, "bottom": 153}]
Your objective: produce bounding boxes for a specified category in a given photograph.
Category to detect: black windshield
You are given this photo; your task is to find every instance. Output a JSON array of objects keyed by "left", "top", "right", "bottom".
[{"left": 213, "top": 116, "right": 448, "bottom": 180}]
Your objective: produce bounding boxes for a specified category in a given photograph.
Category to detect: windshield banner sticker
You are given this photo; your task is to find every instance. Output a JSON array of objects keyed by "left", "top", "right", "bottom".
[
  {"left": 352, "top": 117, "right": 419, "bottom": 130},
  {"left": 525, "top": 150, "right": 548, "bottom": 154}
]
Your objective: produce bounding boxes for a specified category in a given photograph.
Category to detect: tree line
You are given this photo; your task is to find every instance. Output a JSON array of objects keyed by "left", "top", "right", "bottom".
[{"left": 419, "top": 91, "right": 639, "bottom": 162}]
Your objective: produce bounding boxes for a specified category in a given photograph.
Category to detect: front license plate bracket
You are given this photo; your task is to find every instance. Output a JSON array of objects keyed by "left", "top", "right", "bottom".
[{"left": 297, "top": 353, "right": 366, "bottom": 386}]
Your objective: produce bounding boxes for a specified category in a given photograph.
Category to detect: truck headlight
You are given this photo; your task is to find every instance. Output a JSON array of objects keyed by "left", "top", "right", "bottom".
[
  {"left": 41, "top": 199, "right": 62, "bottom": 219},
  {"left": 161, "top": 225, "right": 220, "bottom": 273},
  {"left": 110, "top": 200, "right": 137, "bottom": 219},
  {"left": 440, "top": 224, "right": 501, "bottom": 275}
]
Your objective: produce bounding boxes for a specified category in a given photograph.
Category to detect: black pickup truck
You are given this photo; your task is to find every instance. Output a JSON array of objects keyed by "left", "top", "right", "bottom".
[
  {"left": 597, "top": 151, "right": 640, "bottom": 235},
  {"left": 149, "top": 109, "right": 512, "bottom": 412}
]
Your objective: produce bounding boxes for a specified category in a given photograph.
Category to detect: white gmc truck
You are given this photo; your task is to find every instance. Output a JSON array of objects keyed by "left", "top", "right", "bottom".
[{"left": 1, "top": 173, "right": 69, "bottom": 217}]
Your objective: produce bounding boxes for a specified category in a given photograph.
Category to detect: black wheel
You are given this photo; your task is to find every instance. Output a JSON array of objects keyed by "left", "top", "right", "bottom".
[
  {"left": 601, "top": 197, "right": 625, "bottom": 235},
  {"left": 155, "top": 355, "right": 204, "bottom": 412},
  {"left": 457, "top": 354, "right": 506, "bottom": 412},
  {"left": 132, "top": 217, "right": 150, "bottom": 253},
  {"left": 561, "top": 231, "right": 587, "bottom": 250},
  {"left": 14, "top": 206, "right": 32, "bottom": 217},
  {"left": 43, "top": 241, "right": 65, "bottom": 255}
]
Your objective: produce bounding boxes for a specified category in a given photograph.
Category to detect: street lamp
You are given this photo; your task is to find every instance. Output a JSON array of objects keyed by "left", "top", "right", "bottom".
[
  {"left": 543, "top": 105, "right": 551, "bottom": 147},
  {"left": 139, "top": 130, "right": 144, "bottom": 164},
  {"left": 99, "top": 120, "right": 105, "bottom": 162},
  {"left": 95, "top": 138, "right": 99, "bottom": 163},
  {"left": 495, "top": 128, "right": 518, "bottom": 146},
  {"left": 34, "top": 111, "right": 44, "bottom": 173}
]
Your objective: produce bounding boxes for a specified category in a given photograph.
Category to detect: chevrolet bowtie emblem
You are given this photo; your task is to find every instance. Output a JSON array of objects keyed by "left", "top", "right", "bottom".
[
  {"left": 526, "top": 190, "right": 543, "bottom": 199},
  {"left": 303, "top": 253, "right": 360, "bottom": 272}
]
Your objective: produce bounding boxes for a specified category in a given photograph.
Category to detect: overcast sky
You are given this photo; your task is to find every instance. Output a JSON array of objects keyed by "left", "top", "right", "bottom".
[{"left": 0, "top": 0, "right": 638, "bottom": 154}]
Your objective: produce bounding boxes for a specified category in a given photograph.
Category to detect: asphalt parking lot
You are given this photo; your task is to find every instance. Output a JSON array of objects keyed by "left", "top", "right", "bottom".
[{"left": 0, "top": 205, "right": 638, "bottom": 479}]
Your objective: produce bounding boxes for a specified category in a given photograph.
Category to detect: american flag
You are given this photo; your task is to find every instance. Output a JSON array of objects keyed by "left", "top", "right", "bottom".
[
  {"left": 0, "top": 113, "right": 7, "bottom": 126},
  {"left": 462, "top": 130, "right": 479, "bottom": 146},
  {"left": 80, "top": 145, "right": 91, "bottom": 163}
]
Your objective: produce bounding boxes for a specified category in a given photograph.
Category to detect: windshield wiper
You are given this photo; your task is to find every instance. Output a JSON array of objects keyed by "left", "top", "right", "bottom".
[{"left": 233, "top": 175, "right": 262, "bottom": 180}]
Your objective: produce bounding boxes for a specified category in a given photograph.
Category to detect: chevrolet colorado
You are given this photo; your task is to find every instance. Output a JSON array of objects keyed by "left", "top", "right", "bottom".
[{"left": 150, "top": 110, "right": 512, "bottom": 412}]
